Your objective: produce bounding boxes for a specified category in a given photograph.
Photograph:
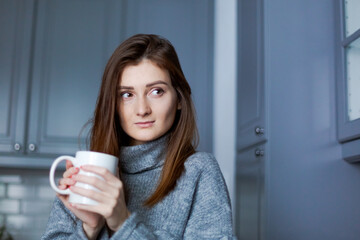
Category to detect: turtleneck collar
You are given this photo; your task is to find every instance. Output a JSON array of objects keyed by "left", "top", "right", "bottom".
[{"left": 120, "top": 134, "right": 169, "bottom": 174}]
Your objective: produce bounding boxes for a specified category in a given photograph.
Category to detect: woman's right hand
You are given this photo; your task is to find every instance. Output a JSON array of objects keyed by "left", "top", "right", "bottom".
[{"left": 57, "top": 160, "right": 105, "bottom": 240}]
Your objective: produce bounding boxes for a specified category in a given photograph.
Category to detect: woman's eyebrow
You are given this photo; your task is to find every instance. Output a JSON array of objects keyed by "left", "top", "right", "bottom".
[
  {"left": 118, "top": 86, "right": 134, "bottom": 90},
  {"left": 118, "top": 80, "right": 169, "bottom": 90},
  {"left": 146, "top": 80, "right": 169, "bottom": 87}
]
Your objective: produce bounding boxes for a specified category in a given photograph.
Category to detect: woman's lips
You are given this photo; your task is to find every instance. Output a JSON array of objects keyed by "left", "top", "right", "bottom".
[{"left": 135, "top": 121, "right": 155, "bottom": 128}]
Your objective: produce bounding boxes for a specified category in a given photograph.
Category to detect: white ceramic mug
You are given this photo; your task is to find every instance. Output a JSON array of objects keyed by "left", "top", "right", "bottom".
[{"left": 49, "top": 151, "right": 118, "bottom": 205}]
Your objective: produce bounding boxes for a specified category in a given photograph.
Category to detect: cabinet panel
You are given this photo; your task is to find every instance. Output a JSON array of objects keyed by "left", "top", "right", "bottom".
[
  {"left": 0, "top": 0, "right": 33, "bottom": 153},
  {"left": 124, "top": 0, "right": 214, "bottom": 152},
  {"left": 235, "top": 1, "right": 266, "bottom": 238},
  {"left": 27, "top": 0, "right": 125, "bottom": 155},
  {"left": 0, "top": 0, "right": 17, "bottom": 148},
  {"left": 235, "top": 145, "right": 265, "bottom": 240},
  {"left": 237, "top": 0, "right": 266, "bottom": 150}
]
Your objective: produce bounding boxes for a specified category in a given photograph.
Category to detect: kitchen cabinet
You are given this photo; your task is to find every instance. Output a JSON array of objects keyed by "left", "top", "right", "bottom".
[
  {"left": 0, "top": 0, "right": 34, "bottom": 154},
  {"left": 0, "top": 0, "right": 214, "bottom": 167},
  {"left": 235, "top": 144, "right": 265, "bottom": 240},
  {"left": 236, "top": 0, "right": 267, "bottom": 150},
  {"left": 0, "top": 0, "right": 125, "bottom": 167},
  {"left": 235, "top": 0, "right": 266, "bottom": 239},
  {"left": 27, "top": 0, "right": 124, "bottom": 155}
]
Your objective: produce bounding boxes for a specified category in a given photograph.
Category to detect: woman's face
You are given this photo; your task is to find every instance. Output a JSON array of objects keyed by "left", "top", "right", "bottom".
[{"left": 118, "top": 59, "right": 179, "bottom": 145}]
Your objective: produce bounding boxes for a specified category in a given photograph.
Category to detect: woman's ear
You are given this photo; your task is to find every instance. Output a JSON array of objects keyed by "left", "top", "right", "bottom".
[{"left": 177, "top": 101, "right": 181, "bottom": 110}]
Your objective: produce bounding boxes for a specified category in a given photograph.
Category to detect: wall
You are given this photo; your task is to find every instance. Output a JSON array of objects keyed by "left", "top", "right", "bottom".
[
  {"left": 265, "top": 0, "right": 360, "bottom": 239},
  {"left": 213, "top": 0, "right": 237, "bottom": 216}
]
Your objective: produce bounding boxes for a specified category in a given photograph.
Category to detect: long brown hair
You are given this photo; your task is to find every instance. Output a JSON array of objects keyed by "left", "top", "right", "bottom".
[{"left": 90, "top": 34, "right": 199, "bottom": 206}]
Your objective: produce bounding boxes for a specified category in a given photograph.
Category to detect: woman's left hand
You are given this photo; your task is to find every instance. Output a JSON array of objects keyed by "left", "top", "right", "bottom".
[{"left": 69, "top": 165, "right": 131, "bottom": 232}]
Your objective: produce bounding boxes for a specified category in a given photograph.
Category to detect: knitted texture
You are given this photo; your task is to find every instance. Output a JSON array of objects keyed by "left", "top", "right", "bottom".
[{"left": 41, "top": 135, "right": 235, "bottom": 239}]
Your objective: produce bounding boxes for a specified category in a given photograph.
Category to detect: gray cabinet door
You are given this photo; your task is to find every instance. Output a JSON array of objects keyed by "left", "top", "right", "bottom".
[
  {"left": 0, "top": 0, "right": 34, "bottom": 154},
  {"left": 235, "top": 145, "right": 265, "bottom": 240},
  {"left": 124, "top": 0, "right": 214, "bottom": 152},
  {"left": 235, "top": 0, "right": 266, "bottom": 239},
  {"left": 27, "top": 0, "right": 125, "bottom": 155},
  {"left": 237, "top": 0, "right": 266, "bottom": 150}
]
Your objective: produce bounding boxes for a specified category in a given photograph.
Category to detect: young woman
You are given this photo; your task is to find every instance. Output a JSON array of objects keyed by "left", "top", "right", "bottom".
[{"left": 42, "top": 34, "right": 235, "bottom": 239}]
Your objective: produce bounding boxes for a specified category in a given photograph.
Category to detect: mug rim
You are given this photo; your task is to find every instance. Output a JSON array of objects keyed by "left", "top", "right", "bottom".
[{"left": 76, "top": 150, "right": 118, "bottom": 159}]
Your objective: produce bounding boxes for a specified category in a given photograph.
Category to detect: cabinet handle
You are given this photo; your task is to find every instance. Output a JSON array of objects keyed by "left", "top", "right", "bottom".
[
  {"left": 255, "top": 127, "right": 265, "bottom": 135},
  {"left": 255, "top": 149, "right": 264, "bottom": 157},
  {"left": 14, "top": 143, "right": 21, "bottom": 151},
  {"left": 28, "top": 143, "right": 36, "bottom": 152}
]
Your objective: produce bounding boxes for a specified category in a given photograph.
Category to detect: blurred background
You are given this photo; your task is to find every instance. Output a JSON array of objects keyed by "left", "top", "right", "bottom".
[{"left": 1, "top": 0, "right": 360, "bottom": 239}]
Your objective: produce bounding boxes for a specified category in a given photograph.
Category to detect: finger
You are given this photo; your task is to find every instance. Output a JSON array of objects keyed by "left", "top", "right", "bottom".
[
  {"left": 69, "top": 203, "right": 104, "bottom": 216},
  {"left": 71, "top": 175, "right": 124, "bottom": 205},
  {"left": 70, "top": 201, "right": 119, "bottom": 220},
  {"left": 70, "top": 186, "right": 106, "bottom": 203},
  {"left": 58, "top": 179, "right": 67, "bottom": 190},
  {"left": 58, "top": 184, "right": 67, "bottom": 190},
  {"left": 63, "top": 167, "right": 79, "bottom": 179},
  {"left": 81, "top": 165, "right": 118, "bottom": 183},
  {"left": 80, "top": 165, "right": 122, "bottom": 189},
  {"left": 66, "top": 160, "right": 74, "bottom": 169},
  {"left": 58, "top": 181, "right": 68, "bottom": 189},
  {"left": 71, "top": 174, "right": 109, "bottom": 192},
  {"left": 58, "top": 178, "right": 76, "bottom": 187}
]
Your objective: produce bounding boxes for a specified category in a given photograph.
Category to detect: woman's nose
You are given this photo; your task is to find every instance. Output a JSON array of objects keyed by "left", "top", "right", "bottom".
[{"left": 136, "top": 97, "right": 151, "bottom": 117}]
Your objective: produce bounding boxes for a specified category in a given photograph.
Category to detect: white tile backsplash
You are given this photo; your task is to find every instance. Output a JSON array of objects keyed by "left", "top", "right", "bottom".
[
  {"left": 7, "top": 184, "right": 36, "bottom": 199},
  {"left": 0, "top": 183, "right": 5, "bottom": 197},
  {"left": 9, "top": 231, "right": 43, "bottom": 240},
  {"left": 38, "top": 185, "right": 57, "bottom": 200},
  {"left": 0, "top": 199, "right": 21, "bottom": 214},
  {"left": 0, "top": 168, "right": 56, "bottom": 240},
  {"left": 6, "top": 215, "right": 49, "bottom": 230},
  {"left": 0, "top": 175, "right": 22, "bottom": 183},
  {"left": 22, "top": 200, "right": 53, "bottom": 214}
]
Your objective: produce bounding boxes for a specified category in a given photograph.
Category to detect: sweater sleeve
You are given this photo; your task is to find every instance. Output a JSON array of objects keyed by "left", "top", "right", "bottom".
[
  {"left": 109, "top": 153, "right": 236, "bottom": 240},
  {"left": 182, "top": 153, "right": 235, "bottom": 239},
  {"left": 108, "top": 212, "right": 178, "bottom": 240},
  {"left": 41, "top": 197, "right": 109, "bottom": 240}
]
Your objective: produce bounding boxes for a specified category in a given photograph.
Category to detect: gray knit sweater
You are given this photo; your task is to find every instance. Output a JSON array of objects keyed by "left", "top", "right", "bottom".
[{"left": 42, "top": 136, "right": 235, "bottom": 239}]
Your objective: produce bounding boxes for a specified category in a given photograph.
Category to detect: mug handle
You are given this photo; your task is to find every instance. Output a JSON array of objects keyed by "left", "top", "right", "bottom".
[{"left": 49, "top": 156, "right": 75, "bottom": 195}]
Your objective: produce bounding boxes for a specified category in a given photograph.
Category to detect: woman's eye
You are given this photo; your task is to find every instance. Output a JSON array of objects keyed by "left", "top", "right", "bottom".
[
  {"left": 150, "top": 88, "right": 164, "bottom": 96},
  {"left": 121, "top": 92, "right": 133, "bottom": 99}
]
